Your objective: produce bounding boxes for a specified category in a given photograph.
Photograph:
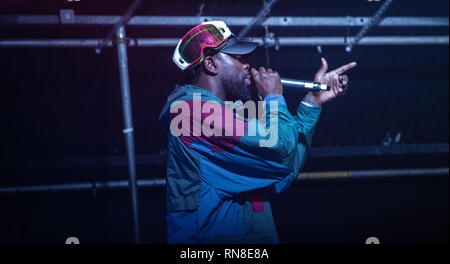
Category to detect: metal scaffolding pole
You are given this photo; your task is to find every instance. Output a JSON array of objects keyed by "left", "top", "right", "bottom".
[
  {"left": 96, "top": 0, "right": 143, "bottom": 54},
  {"left": 90, "top": 0, "right": 144, "bottom": 244},
  {"left": 0, "top": 168, "right": 447, "bottom": 194},
  {"left": 237, "top": 0, "right": 279, "bottom": 38},
  {"left": 346, "top": 0, "right": 394, "bottom": 52},
  {"left": 0, "top": 15, "right": 448, "bottom": 27},
  {"left": 0, "top": 179, "right": 167, "bottom": 194},
  {"left": 298, "top": 168, "right": 449, "bottom": 180},
  {"left": 0, "top": 143, "right": 447, "bottom": 169},
  {"left": 246, "top": 36, "right": 449, "bottom": 46},
  {"left": 116, "top": 25, "right": 140, "bottom": 244},
  {"left": 1, "top": 36, "right": 448, "bottom": 48}
]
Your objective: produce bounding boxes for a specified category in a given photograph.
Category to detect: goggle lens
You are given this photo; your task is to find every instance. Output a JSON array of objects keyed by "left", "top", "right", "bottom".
[{"left": 179, "top": 24, "right": 227, "bottom": 65}]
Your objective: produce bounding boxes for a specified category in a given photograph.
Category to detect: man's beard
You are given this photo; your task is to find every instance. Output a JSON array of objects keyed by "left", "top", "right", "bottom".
[{"left": 221, "top": 75, "right": 259, "bottom": 103}]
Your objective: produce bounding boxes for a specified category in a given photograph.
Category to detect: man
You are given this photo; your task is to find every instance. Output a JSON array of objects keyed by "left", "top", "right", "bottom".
[{"left": 159, "top": 21, "right": 356, "bottom": 243}]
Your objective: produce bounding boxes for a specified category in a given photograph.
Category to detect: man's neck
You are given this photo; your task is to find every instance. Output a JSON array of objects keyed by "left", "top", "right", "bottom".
[{"left": 192, "top": 77, "right": 227, "bottom": 101}]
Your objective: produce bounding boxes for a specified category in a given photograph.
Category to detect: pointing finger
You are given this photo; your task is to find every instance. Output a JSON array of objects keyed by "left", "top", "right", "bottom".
[{"left": 330, "top": 62, "right": 357, "bottom": 75}]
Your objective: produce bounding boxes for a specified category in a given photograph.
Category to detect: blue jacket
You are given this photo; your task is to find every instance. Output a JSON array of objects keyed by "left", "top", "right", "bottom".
[{"left": 159, "top": 84, "right": 321, "bottom": 243}]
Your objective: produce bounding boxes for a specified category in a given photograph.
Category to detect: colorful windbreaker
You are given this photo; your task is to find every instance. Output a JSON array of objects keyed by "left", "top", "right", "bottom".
[{"left": 159, "top": 84, "right": 321, "bottom": 243}]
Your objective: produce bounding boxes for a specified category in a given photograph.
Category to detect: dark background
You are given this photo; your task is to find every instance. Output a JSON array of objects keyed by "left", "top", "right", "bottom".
[{"left": 0, "top": 0, "right": 448, "bottom": 243}]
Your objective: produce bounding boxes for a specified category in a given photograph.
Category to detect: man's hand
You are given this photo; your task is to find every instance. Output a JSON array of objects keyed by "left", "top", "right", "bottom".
[
  {"left": 305, "top": 58, "right": 357, "bottom": 107},
  {"left": 251, "top": 67, "right": 283, "bottom": 99}
]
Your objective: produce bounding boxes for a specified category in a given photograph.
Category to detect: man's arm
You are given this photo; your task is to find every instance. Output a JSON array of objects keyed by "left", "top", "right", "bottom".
[
  {"left": 179, "top": 60, "right": 356, "bottom": 196},
  {"left": 273, "top": 58, "right": 357, "bottom": 194}
]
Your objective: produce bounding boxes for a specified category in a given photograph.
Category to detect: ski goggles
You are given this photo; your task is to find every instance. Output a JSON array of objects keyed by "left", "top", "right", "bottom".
[{"left": 173, "top": 20, "right": 232, "bottom": 70}]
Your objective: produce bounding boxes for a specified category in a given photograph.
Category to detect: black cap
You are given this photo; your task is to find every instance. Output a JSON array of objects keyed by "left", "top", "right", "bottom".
[{"left": 220, "top": 35, "right": 258, "bottom": 55}]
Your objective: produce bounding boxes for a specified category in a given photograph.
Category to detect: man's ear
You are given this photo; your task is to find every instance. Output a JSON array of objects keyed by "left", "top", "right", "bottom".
[{"left": 202, "top": 55, "right": 220, "bottom": 76}]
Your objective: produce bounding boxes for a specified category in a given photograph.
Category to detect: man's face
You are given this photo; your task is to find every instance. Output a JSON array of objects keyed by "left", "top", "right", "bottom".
[{"left": 218, "top": 53, "right": 259, "bottom": 102}]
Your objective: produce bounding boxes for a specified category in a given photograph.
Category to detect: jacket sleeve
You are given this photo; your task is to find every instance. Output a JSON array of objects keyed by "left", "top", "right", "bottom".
[
  {"left": 272, "top": 100, "right": 322, "bottom": 194},
  {"left": 173, "top": 94, "right": 320, "bottom": 195}
]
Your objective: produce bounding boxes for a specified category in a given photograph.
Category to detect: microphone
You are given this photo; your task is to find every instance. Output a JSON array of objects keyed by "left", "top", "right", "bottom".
[{"left": 281, "top": 78, "right": 329, "bottom": 92}]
